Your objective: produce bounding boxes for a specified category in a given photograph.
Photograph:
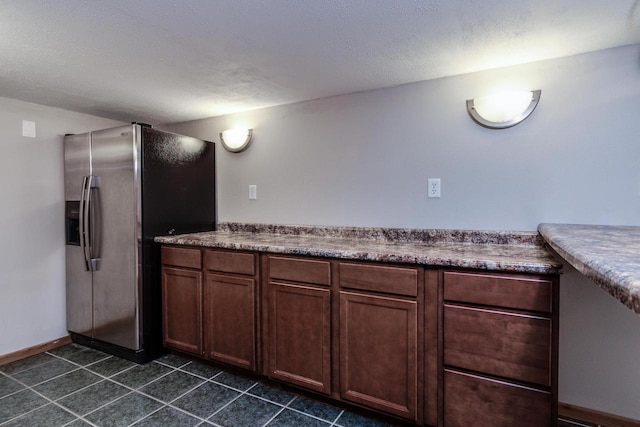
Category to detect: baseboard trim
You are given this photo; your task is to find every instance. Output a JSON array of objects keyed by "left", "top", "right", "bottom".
[
  {"left": 0, "top": 335, "right": 71, "bottom": 366},
  {"left": 559, "top": 402, "right": 640, "bottom": 427}
]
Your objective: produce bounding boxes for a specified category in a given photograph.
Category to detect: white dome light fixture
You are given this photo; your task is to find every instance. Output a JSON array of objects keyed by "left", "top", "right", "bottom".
[
  {"left": 466, "top": 90, "right": 541, "bottom": 129},
  {"left": 220, "top": 128, "right": 253, "bottom": 153}
]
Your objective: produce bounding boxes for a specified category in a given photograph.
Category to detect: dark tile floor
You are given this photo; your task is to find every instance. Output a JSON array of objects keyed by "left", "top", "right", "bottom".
[
  {"left": 0, "top": 344, "right": 398, "bottom": 426},
  {"left": 0, "top": 344, "right": 598, "bottom": 426}
]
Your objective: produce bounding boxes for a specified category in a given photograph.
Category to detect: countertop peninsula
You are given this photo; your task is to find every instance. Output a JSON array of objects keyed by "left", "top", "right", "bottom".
[
  {"left": 156, "top": 222, "right": 561, "bottom": 274},
  {"left": 538, "top": 223, "right": 640, "bottom": 314}
]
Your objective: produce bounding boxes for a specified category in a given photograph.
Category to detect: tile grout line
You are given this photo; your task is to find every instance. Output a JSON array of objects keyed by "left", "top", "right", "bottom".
[
  {"left": 20, "top": 366, "right": 83, "bottom": 388},
  {"left": 13, "top": 353, "right": 305, "bottom": 427},
  {"left": 78, "top": 360, "right": 229, "bottom": 425},
  {"left": 126, "top": 404, "right": 169, "bottom": 426},
  {"left": 152, "top": 358, "right": 192, "bottom": 370},
  {"left": 73, "top": 390, "right": 136, "bottom": 423},
  {"left": 174, "top": 362, "right": 223, "bottom": 381},
  {"left": 245, "top": 390, "right": 296, "bottom": 408},
  {"left": 203, "top": 380, "right": 260, "bottom": 424},
  {"left": 0, "top": 350, "right": 90, "bottom": 425},
  {"left": 0, "top": 351, "right": 83, "bottom": 377},
  {"left": 0, "top": 401, "right": 51, "bottom": 426},
  {"left": 330, "top": 409, "right": 345, "bottom": 426},
  {"left": 19, "top": 351, "right": 166, "bottom": 426},
  {"left": 5, "top": 348, "right": 371, "bottom": 427},
  {"left": 45, "top": 361, "right": 142, "bottom": 414},
  {"left": 124, "top": 366, "right": 338, "bottom": 427},
  {"left": 208, "top": 377, "right": 262, "bottom": 394},
  {"left": 129, "top": 370, "right": 217, "bottom": 426},
  {"left": 46, "top": 348, "right": 111, "bottom": 365},
  {"left": 0, "top": 368, "right": 101, "bottom": 427},
  {"left": 77, "top": 359, "right": 249, "bottom": 425},
  {"left": 259, "top": 394, "right": 298, "bottom": 427},
  {"left": 45, "top": 354, "right": 244, "bottom": 426},
  {"left": 46, "top": 351, "right": 115, "bottom": 370},
  {"left": 0, "top": 371, "right": 29, "bottom": 401},
  {"left": 146, "top": 373, "right": 309, "bottom": 426},
  {"left": 76, "top": 364, "right": 185, "bottom": 425},
  {"left": 278, "top": 403, "right": 342, "bottom": 425}
]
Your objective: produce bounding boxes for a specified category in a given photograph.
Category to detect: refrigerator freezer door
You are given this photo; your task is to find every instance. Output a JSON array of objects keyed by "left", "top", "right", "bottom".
[
  {"left": 64, "top": 133, "right": 93, "bottom": 337},
  {"left": 90, "top": 125, "right": 142, "bottom": 350}
]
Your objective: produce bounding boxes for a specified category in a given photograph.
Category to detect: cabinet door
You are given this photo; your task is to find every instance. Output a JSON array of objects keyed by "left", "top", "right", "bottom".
[
  {"left": 204, "top": 273, "right": 256, "bottom": 370},
  {"left": 267, "top": 282, "right": 331, "bottom": 394},
  {"left": 161, "top": 267, "right": 203, "bottom": 355},
  {"left": 339, "top": 291, "right": 418, "bottom": 421}
]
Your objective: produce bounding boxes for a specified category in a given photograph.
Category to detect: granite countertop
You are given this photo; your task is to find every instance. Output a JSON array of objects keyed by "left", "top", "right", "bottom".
[
  {"left": 538, "top": 223, "right": 640, "bottom": 314},
  {"left": 155, "top": 222, "right": 562, "bottom": 274}
]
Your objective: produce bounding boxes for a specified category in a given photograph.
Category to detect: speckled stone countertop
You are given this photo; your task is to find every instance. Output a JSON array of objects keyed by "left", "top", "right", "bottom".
[
  {"left": 538, "top": 223, "right": 640, "bottom": 314},
  {"left": 155, "top": 222, "right": 561, "bottom": 274}
]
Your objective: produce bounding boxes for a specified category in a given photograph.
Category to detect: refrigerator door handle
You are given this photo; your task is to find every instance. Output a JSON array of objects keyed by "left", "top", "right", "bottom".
[
  {"left": 87, "top": 176, "right": 102, "bottom": 271},
  {"left": 79, "top": 176, "right": 91, "bottom": 271}
]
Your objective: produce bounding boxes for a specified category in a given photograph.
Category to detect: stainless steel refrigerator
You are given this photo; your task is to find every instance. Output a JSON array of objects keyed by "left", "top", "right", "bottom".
[{"left": 64, "top": 124, "right": 215, "bottom": 362}]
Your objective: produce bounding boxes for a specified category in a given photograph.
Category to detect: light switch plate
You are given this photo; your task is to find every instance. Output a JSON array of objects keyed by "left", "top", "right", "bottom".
[
  {"left": 22, "top": 120, "right": 36, "bottom": 138},
  {"left": 249, "top": 185, "right": 257, "bottom": 200}
]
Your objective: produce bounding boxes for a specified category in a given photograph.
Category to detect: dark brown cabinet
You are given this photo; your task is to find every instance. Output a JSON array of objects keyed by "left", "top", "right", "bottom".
[
  {"left": 267, "top": 281, "right": 331, "bottom": 394},
  {"left": 339, "top": 291, "right": 418, "bottom": 420},
  {"left": 440, "top": 270, "right": 558, "bottom": 427},
  {"left": 204, "top": 273, "right": 256, "bottom": 370},
  {"left": 161, "top": 247, "right": 203, "bottom": 356},
  {"left": 161, "top": 246, "right": 259, "bottom": 372},
  {"left": 160, "top": 244, "right": 558, "bottom": 427},
  {"left": 443, "top": 369, "right": 551, "bottom": 427},
  {"left": 161, "top": 268, "right": 203, "bottom": 355},
  {"left": 265, "top": 256, "right": 332, "bottom": 394},
  {"left": 338, "top": 262, "right": 422, "bottom": 422},
  {"left": 444, "top": 304, "right": 552, "bottom": 386}
]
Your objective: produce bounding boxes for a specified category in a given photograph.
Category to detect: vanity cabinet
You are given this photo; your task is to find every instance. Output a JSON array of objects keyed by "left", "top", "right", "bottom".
[{"left": 440, "top": 271, "right": 558, "bottom": 427}]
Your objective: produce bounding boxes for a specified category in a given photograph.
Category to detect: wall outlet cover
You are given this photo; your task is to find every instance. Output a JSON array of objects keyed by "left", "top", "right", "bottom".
[
  {"left": 22, "top": 120, "right": 36, "bottom": 138},
  {"left": 428, "top": 178, "right": 441, "bottom": 198}
]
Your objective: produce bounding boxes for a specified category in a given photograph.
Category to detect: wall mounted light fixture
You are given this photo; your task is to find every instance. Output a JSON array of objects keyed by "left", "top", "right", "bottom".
[
  {"left": 466, "top": 90, "right": 541, "bottom": 129},
  {"left": 220, "top": 128, "right": 253, "bottom": 153}
]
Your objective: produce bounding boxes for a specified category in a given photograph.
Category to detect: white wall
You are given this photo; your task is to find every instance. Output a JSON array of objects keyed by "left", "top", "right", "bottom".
[
  {"left": 162, "top": 44, "right": 640, "bottom": 419},
  {"left": 0, "top": 97, "right": 122, "bottom": 355},
  {"left": 559, "top": 263, "right": 640, "bottom": 419}
]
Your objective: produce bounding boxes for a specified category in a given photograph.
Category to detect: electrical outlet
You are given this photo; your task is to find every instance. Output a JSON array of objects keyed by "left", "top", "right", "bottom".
[
  {"left": 428, "top": 179, "right": 441, "bottom": 198},
  {"left": 249, "top": 185, "right": 257, "bottom": 200}
]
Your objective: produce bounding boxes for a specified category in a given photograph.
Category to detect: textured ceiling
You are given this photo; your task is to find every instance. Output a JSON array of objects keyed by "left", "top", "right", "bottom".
[{"left": 1, "top": 0, "right": 639, "bottom": 124}]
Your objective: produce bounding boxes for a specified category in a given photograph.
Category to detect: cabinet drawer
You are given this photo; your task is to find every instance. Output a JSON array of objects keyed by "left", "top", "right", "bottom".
[
  {"left": 161, "top": 246, "right": 201, "bottom": 269},
  {"left": 444, "top": 369, "right": 551, "bottom": 427},
  {"left": 269, "top": 256, "right": 331, "bottom": 286},
  {"left": 339, "top": 262, "right": 418, "bottom": 297},
  {"left": 444, "top": 304, "right": 551, "bottom": 386},
  {"left": 443, "top": 271, "right": 552, "bottom": 313},
  {"left": 204, "top": 250, "right": 256, "bottom": 276}
]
